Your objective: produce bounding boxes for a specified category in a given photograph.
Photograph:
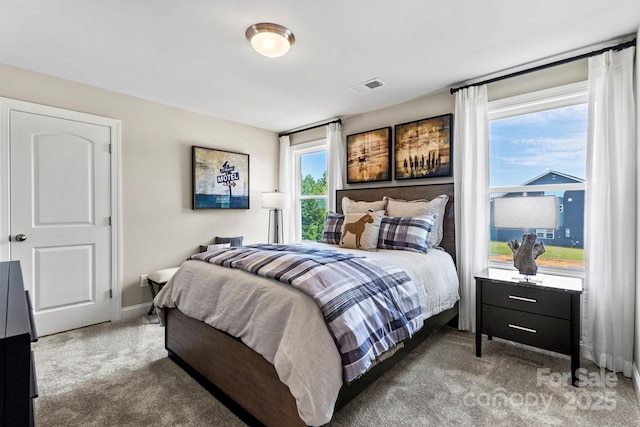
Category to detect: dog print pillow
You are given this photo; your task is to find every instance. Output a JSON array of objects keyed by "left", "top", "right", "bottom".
[{"left": 339, "top": 210, "right": 384, "bottom": 251}]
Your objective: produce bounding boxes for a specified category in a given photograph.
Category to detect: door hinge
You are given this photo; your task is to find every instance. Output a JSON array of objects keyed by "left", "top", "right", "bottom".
[
  {"left": 108, "top": 216, "right": 112, "bottom": 226},
  {"left": 110, "top": 289, "right": 113, "bottom": 299},
  {"left": 109, "top": 144, "right": 112, "bottom": 153}
]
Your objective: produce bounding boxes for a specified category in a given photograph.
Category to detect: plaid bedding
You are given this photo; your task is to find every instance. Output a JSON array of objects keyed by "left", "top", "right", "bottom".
[{"left": 190, "top": 244, "right": 424, "bottom": 382}]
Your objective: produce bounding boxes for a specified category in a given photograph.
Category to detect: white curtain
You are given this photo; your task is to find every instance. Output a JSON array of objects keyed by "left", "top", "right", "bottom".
[
  {"left": 583, "top": 46, "right": 636, "bottom": 377},
  {"left": 278, "top": 135, "right": 294, "bottom": 243},
  {"left": 326, "top": 123, "right": 345, "bottom": 212},
  {"left": 453, "top": 85, "right": 490, "bottom": 331},
  {"left": 326, "top": 122, "right": 344, "bottom": 212},
  {"left": 636, "top": 26, "right": 640, "bottom": 383}
]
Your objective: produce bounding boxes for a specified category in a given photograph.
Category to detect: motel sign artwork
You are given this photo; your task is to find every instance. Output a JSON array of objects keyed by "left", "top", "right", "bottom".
[
  {"left": 193, "top": 146, "right": 249, "bottom": 209},
  {"left": 217, "top": 161, "right": 239, "bottom": 195}
]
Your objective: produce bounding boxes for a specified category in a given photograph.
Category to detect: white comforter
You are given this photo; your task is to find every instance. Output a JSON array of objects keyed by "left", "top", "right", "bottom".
[{"left": 154, "top": 243, "right": 459, "bottom": 426}]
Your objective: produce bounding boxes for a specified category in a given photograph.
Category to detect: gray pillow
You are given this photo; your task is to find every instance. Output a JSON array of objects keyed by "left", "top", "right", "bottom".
[{"left": 214, "top": 236, "right": 243, "bottom": 247}]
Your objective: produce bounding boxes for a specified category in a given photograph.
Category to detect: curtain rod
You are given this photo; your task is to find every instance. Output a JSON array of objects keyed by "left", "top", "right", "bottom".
[
  {"left": 450, "top": 38, "right": 636, "bottom": 94},
  {"left": 278, "top": 118, "right": 342, "bottom": 138}
]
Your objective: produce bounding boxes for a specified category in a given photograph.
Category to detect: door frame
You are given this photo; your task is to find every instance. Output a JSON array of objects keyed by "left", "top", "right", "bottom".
[{"left": 0, "top": 97, "right": 122, "bottom": 322}]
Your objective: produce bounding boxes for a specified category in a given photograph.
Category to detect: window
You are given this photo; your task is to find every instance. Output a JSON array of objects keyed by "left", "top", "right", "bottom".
[
  {"left": 489, "top": 82, "right": 587, "bottom": 273},
  {"left": 536, "top": 229, "right": 555, "bottom": 239},
  {"left": 292, "top": 140, "right": 327, "bottom": 241}
]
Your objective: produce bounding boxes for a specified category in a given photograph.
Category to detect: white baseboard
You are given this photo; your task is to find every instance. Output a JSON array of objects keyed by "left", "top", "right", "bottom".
[
  {"left": 633, "top": 363, "right": 640, "bottom": 406},
  {"left": 121, "top": 302, "right": 151, "bottom": 320}
]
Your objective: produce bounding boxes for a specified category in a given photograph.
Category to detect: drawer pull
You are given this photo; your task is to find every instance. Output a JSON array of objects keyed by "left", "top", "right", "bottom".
[
  {"left": 509, "top": 295, "right": 537, "bottom": 303},
  {"left": 508, "top": 324, "right": 537, "bottom": 333}
]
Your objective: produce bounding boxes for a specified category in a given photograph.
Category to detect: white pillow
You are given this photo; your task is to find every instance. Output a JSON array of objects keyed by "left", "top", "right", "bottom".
[
  {"left": 342, "top": 197, "right": 387, "bottom": 213},
  {"left": 340, "top": 210, "right": 384, "bottom": 251},
  {"left": 384, "top": 195, "right": 448, "bottom": 247}
]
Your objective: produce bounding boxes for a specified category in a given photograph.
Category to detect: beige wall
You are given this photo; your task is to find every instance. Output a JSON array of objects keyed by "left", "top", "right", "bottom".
[
  {"left": 290, "top": 127, "right": 326, "bottom": 145},
  {"left": 0, "top": 63, "right": 279, "bottom": 309},
  {"left": 488, "top": 59, "right": 588, "bottom": 100}
]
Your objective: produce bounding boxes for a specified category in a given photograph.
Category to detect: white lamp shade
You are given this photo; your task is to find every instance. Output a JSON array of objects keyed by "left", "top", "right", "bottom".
[
  {"left": 262, "top": 192, "right": 290, "bottom": 209},
  {"left": 250, "top": 32, "right": 291, "bottom": 57},
  {"left": 493, "top": 195, "right": 558, "bottom": 229}
]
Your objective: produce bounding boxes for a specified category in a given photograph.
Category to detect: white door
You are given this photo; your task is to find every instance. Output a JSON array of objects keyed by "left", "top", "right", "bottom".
[{"left": 10, "top": 110, "right": 112, "bottom": 336}]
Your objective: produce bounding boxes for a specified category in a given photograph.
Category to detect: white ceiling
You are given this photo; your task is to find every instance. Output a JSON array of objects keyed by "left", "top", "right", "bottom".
[{"left": 1, "top": 1, "right": 639, "bottom": 133}]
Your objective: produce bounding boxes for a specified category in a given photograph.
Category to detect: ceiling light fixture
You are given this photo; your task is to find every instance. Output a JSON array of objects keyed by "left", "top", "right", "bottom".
[{"left": 245, "top": 23, "right": 295, "bottom": 58}]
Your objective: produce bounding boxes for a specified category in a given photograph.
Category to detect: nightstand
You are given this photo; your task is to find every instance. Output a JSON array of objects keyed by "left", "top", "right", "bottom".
[{"left": 475, "top": 268, "right": 583, "bottom": 386}]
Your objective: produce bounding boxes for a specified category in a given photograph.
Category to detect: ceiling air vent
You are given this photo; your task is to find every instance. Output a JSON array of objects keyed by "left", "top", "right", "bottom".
[{"left": 349, "top": 78, "right": 387, "bottom": 94}]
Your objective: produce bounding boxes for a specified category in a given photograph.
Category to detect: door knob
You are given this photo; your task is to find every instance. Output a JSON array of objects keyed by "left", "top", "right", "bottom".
[{"left": 14, "top": 234, "right": 27, "bottom": 242}]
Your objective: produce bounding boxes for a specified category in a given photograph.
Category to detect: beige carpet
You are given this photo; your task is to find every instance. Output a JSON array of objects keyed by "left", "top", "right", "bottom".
[{"left": 33, "top": 316, "right": 640, "bottom": 426}]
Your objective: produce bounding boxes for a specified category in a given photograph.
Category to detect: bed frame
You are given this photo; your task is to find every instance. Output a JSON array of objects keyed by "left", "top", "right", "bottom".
[{"left": 164, "top": 183, "right": 457, "bottom": 427}]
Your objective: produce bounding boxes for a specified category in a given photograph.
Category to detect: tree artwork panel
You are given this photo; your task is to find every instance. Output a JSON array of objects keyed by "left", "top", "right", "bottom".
[
  {"left": 346, "top": 127, "right": 392, "bottom": 184},
  {"left": 394, "top": 114, "right": 453, "bottom": 180}
]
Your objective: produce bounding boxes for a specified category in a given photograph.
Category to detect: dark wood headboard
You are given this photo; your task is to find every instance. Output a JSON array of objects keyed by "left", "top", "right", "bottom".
[{"left": 336, "top": 184, "right": 455, "bottom": 263}]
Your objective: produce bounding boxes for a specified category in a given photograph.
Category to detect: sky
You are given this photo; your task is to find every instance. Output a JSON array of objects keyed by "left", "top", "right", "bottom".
[
  {"left": 300, "top": 151, "right": 327, "bottom": 180},
  {"left": 300, "top": 103, "right": 587, "bottom": 187},
  {"left": 489, "top": 103, "right": 587, "bottom": 187}
]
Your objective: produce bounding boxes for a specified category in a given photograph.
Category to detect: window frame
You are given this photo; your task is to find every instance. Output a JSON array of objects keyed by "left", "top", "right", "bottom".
[
  {"left": 488, "top": 81, "right": 588, "bottom": 278},
  {"left": 536, "top": 229, "right": 555, "bottom": 240},
  {"left": 291, "top": 138, "right": 328, "bottom": 242}
]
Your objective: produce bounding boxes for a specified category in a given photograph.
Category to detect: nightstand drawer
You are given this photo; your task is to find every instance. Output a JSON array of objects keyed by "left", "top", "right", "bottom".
[
  {"left": 482, "top": 305, "right": 571, "bottom": 354},
  {"left": 481, "top": 281, "right": 571, "bottom": 319}
]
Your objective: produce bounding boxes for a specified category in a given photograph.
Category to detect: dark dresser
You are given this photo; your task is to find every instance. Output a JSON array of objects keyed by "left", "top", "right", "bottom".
[
  {"left": 1, "top": 261, "right": 38, "bottom": 426},
  {"left": 475, "top": 268, "right": 582, "bottom": 386}
]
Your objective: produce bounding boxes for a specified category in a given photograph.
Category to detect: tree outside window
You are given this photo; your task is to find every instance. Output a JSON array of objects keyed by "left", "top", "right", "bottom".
[
  {"left": 295, "top": 145, "right": 327, "bottom": 242},
  {"left": 300, "top": 171, "right": 327, "bottom": 241}
]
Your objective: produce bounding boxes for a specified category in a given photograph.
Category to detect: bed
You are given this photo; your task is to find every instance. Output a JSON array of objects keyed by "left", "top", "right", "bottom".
[{"left": 155, "top": 184, "right": 458, "bottom": 426}]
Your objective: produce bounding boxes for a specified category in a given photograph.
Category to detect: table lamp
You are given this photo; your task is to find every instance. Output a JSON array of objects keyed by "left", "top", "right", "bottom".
[
  {"left": 493, "top": 195, "right": 558, "bottom": 278},
  {"left": 262, "top": 191, "right": 289, "bottom": 244}
]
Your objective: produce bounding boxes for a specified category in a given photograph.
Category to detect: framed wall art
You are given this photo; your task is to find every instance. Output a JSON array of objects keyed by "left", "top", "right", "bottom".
[
  {"left": 394, "top": 113, "right": 453, "bottom": 180},
  {"left": 192, "top": 146, "right": 249, "bottom": 209},
  {"left": 346, "top": 126, "right": 392, "bottom": 184}
]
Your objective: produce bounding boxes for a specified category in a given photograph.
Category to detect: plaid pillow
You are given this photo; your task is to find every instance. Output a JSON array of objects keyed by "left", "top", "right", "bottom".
[
  {"left": 377, "top": 215, "right": 436, "bottom": 253},
  {"left": 384, "top": 195, "right": 448, "bottom": 247},
  {"left": 319, "top": 212, "right": 344, "bottom": 244}
]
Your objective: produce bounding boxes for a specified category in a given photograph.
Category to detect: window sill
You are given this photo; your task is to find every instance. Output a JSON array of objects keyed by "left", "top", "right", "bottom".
[{"left": 488, "top": 260, "right": 585, "bottom": 280}]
